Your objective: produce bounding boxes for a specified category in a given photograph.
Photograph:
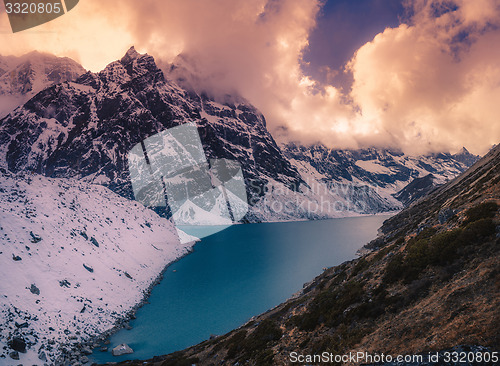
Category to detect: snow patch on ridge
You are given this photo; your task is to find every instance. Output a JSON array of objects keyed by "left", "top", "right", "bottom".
[{"left": 355, "top": 160, "right": 392, "bottom": 174}]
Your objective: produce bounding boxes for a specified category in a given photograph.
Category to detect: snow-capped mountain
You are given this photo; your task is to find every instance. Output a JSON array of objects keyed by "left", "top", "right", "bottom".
[
  {"left": 0, "top": 47, "right": 480, "bottom": 222},
  {"left": 281, "top": 143, "right": 479, "bottom": 212},
  {"left": 0, "top": 51, "right": 85, "bottom": 118},
  {"left": 0, "top": 47, "right": 304, "bottom": 221},
  {"left": 0, "top": 55, "right": 18, "bottom": 77},
  {"left": 0, "top": 169, "right": 195, "bottom": 364}
]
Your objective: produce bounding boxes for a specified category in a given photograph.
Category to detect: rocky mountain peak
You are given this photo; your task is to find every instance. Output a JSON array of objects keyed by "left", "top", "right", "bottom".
[
  {"left": 96, "top": 47, "right": 162, "bottom": 87},
  {"left": 0, "top": 51, "right": 85, "bottom": 118},
  {"left": 0, "top": 47, "right": 302, "bottom": 217},
  {"left": 452, "top": 146, "right": 480, "bottom": 166},
  {"left": 120, "top": 46, "right": 141, "bottom": 65}
]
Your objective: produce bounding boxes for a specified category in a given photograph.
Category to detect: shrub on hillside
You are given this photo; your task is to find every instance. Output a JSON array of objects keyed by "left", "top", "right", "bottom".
[{"left": 463, "top": 201, "right": 498, "bottom": 225}]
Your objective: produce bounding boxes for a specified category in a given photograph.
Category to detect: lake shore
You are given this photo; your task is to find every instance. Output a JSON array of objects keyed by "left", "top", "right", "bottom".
[
  {"left": 90, "top": 216, "right": 389, "bottom": 364},
  {"left": 57, "top": 239, "right": 199, "bottom": 366}
]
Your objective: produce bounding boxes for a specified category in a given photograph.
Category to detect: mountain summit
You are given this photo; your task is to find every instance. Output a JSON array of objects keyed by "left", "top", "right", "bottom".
[
  {"left": 0, "top": 48, "right": 303, "bottom": 221},
  {"left": 120, "top": 46, "right": 141, "bottom": 64},
  {"left": 0, "top": 48, "right": 480, "bottom": 221},
  {"left": 0, "top": 51, "right": 85, "bottom": 118}
]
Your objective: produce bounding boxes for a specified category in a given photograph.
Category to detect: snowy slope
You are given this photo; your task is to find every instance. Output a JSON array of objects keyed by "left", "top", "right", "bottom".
[
  {"left": 0, "top": 170, "right": 196, "bottom": 364},
  {"left": 281, "top": 143, "right": 480, "bottom": 214},
  {"left": 0, "top": 51, "right": 85, "bottom": 118},
  {"left": 0, "top": 56, "right": 18, "bottom": 78}
]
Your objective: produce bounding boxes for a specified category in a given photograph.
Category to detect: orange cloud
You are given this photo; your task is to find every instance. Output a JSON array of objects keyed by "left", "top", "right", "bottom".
[
  {"left": 0, "top": 0, "right": 499, "bottom": 155},
  {"left": 347, "top": 0, "right": 500, "bottom": 154}
]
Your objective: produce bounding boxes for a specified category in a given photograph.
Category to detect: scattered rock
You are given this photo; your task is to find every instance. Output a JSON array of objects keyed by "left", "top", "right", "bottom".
[
  {"left": 438, "top": 208, "right": 458, "bottom": 224},
  {"left": 83, "top": 264, "right": 94, "bottom": 273},
  {"left": 124, "top": 323, "right": 132, "bottom": 330},
  {"left": 9, "top": 336, "right": 26, "bottom": 353},
  {"left": 90, "top": 237, "right": 99, "bottom": 247},
  {"left": 15, "top": 321, "right": 28, "bottom": 328},
  {"left": 12, "top": 254, "right": 22, "bottom": 261},
  {"left": 9, "top": 351, "right": 19, "bottom": 360},
  {"left": 417, "top": 224, "right": 429, "bottom": 234},
  {"left": 81, "top": 347, "right": 92, "bottom": 355},
  {"left": 59, "top": 279, "right": 71, "bottom": 288},
  {"left": 111, "top": 343, "right": 134, "bottom": 356},
  {"left": 30, "top": 231, "right": 42, "bottom": 243},
  {"left": 38, "top": 350, "right": 47, "bottom": 361},
  {"left": 100, "top": 346, "right": 108, "bottom": 352},
  {"left": 81, "top": 355, "right": 90, "bottom": 364},
  {"left": 30, "top": 283, "right": 40, "bottom": 295}
]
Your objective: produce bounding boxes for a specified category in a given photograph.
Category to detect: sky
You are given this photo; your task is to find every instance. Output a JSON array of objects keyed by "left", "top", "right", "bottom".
[{"left": 1, "top": 0, "right": 499, "bottom": 155}]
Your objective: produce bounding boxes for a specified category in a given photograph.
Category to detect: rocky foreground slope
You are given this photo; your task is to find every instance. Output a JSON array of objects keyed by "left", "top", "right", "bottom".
[{"left": 115, "top": 144, "right": 499, "bottom": 365}]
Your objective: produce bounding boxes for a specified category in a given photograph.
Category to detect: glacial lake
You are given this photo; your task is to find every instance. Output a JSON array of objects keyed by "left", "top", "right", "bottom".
[{"left": 91, "top": 215, "right": 391, "bottom": 363}]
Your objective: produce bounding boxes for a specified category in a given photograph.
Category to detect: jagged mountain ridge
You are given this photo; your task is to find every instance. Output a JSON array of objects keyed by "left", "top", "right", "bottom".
[
  {"left": 0, "top": 47, "right": 302, "bottom": 221},
  {"left": 0, "top": 51, "right": 85, "bottom": 118},
  {"left": 0, "top": 47, "right": 480, "bottom": 222},
  {"left": 282, "top": 142, "right": 479, "bottom": 210}
]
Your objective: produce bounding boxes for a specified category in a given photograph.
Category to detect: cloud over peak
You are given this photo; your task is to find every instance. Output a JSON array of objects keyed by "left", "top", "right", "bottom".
[{"left": 1, "top": 0, "right": 499, "bottom": 155}]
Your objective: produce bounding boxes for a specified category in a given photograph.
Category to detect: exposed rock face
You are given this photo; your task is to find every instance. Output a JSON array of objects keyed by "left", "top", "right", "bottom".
[
  {"left": 282, "top": 143, "right": 479, "bottom": 210},
  {"left": 393, "top": 173, "right": 438, "bottom": 206},
  {"left": 0, "top": 47, "right": 301, "bottom": 220}
]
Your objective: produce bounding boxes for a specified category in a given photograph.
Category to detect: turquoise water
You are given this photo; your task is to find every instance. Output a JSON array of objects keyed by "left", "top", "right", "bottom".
[{"left": 91, "top": 215, "right": 390, "bottom": 363}]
